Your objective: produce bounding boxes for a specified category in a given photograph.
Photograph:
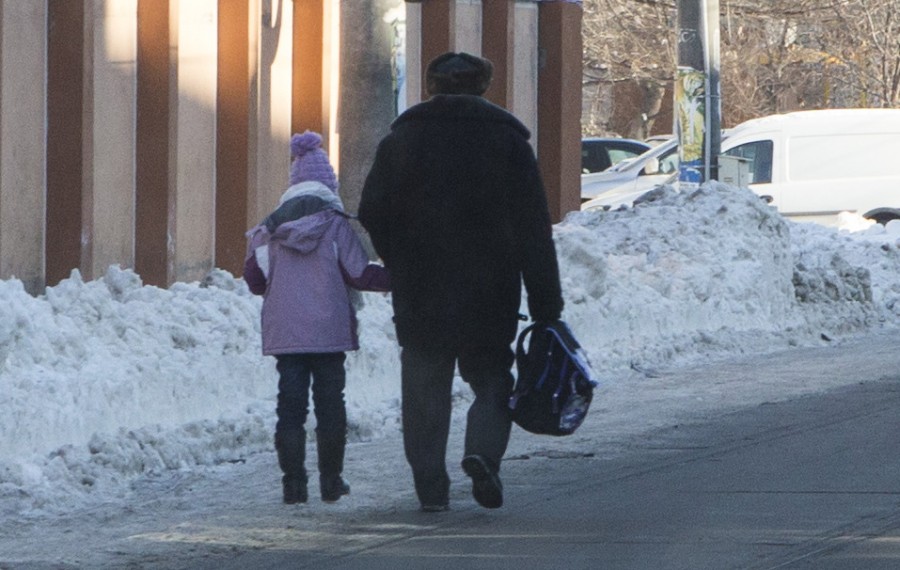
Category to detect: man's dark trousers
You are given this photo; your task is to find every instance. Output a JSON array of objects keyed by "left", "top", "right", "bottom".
[{"left": 400, "top": 344, "right": 514, "bottom": 506}]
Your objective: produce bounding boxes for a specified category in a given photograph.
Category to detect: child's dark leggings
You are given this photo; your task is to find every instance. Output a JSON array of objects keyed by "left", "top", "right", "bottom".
[{"left": 275, "top": 352, "right": 347, "bottom": 438}]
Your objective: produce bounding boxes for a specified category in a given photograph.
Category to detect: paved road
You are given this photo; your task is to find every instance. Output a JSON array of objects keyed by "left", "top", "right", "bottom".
[{"left": 192, "top": 375, "right": 900, "bottom": 570}]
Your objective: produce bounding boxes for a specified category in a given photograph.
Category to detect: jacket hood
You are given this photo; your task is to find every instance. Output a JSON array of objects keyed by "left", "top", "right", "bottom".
[
  {"left": 391, "top": 94, "right": 531, "bottom": 139},
  {"left": 271, "top": 209, "right": 342, "bottom": 255},
  {"left": 263, "top": 181, "right": 344, "bottom": 233},
  {"left": 278, "top": 180, "right": 343, "bottom": 207}
]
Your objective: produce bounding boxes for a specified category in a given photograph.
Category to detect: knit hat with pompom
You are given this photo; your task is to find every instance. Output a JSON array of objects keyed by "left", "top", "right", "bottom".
[{"left": 289, "top": 131, "right": 338, "bottom": 192}]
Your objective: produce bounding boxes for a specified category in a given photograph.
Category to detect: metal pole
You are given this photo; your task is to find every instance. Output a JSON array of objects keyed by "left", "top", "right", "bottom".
[
  {"left": 675, "top": 0, "right": 721, "bottom": 187},
  {"left": 707, "top": 0, "right": 721, "bottom": 182}
]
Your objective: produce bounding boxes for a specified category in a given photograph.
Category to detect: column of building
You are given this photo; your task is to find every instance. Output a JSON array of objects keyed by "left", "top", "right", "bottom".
[
  {"left": 0, "top": 2, "right": 47, "bottom": 295},
  {"left": 407, "top": 0, "right": 581, "bottom": 223}
]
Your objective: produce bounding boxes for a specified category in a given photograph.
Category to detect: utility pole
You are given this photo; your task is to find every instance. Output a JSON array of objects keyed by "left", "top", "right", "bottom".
[{"left": 675, "top": 0, "right": 721, "bottom": 188}]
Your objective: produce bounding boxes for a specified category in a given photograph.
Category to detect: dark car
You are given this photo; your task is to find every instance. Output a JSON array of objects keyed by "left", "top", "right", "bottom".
[{"left": 581, "top": 137, "right": 652, "bottom": 174}]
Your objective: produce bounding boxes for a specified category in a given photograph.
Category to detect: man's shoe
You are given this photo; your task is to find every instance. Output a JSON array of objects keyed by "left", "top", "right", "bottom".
[{"left": 461, "top": 455, "right": 503, "bottom": 509}]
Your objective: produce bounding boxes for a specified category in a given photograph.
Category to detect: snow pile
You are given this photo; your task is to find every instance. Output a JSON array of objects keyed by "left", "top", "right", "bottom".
[
  {"left": 0, "top": 267, "right": 272, "bottom": 458},
  {"left": 560, "top": 182, "right": 799, "bottom": 370},
  {"left": 790, "top": 219, "right": 900, "bottom": 329},
  {"left": 1, "top": 182, "right": 899, "bottom": 515}
]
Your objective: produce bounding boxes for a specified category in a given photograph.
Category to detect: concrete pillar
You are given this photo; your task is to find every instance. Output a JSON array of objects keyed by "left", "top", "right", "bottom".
[
  {"left": 135, "top": 0, "right": 171, "bottom": 287},
  {"left": 512, "top": 3, "right": 539, "bottom": 141},
  {"left": 171, "top": 0, "right": 217, "bottom": 283},
  {"left": 85, "top": 0, "right": 138, "bottom": 280},
  {"left": 254, "top": 0, "right": 293, "bottom": 223},
  {"left": 46, "top": 0, "right": 136, "bottom": 285},
  {"left": 135, "top": 0, "right": 217, "bottom": 287},
  {"left": 454, "top": 0, "right": 481, "bottom": 55},
  {"left": 339, "top": 0, "right": 398, "bottom": 214},
  {"left": 292, "top": 0, "right": 325, "bottom": 137},
  {"left": 404, "top": 2, "right": 422, "bottom": 107},
  {"left": 537, "top": 0, "right": 582, "bottom": 223},
  {"left": 482, "top": 0, "right": 515, "bottom": 110},
  {"left": 216, "top": 0, "right": 251, "bottom": 275},
  {"left": 0, "top": 1, "right": 47, "bottom": 294},
  {"left": 45, "top": 0, "right": 85, "bottom": 287},
  {"left": 408, "top": 1, "right": 538, "bottom": 146},
  {"left": 418, "top": 0, "right": 453, "bottom": 101}
]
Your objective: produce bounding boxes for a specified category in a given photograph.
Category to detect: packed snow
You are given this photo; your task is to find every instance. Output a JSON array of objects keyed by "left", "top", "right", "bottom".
[{"left": 1, "top": 181, "right": 899, "bottom": 521}]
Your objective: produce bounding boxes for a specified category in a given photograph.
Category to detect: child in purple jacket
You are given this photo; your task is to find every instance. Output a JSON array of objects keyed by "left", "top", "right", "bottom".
[{"left": 244, "top": 131, "right": 389, "bottom": 505}]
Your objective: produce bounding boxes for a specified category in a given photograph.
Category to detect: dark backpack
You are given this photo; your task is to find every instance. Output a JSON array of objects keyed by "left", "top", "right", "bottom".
[{"left": 509, "top": 320, "right": 598, "bottom": 436}]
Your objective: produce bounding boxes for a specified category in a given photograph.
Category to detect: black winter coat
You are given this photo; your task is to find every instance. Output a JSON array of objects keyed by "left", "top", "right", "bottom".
[{"left": 358, "top": 95, "right": 563, "bottom": 350}]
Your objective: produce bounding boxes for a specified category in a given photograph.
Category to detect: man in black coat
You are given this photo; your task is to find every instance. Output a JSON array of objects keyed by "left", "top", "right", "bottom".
[{"left": 358, "top": 52, "right": 564, "bottom": 511}]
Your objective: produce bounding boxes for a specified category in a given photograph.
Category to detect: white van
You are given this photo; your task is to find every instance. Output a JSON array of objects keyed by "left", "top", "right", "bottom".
[
  {"left": 583, "top": 109, "right": 900, "bottom": 226},
  {"left": 721, "top": 109, "right": 900, "bottom": 225}
]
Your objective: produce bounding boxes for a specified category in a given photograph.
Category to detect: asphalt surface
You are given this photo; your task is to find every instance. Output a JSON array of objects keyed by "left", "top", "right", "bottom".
[{"left": 192, "top": 374, "right": 900, "bottom": 570}]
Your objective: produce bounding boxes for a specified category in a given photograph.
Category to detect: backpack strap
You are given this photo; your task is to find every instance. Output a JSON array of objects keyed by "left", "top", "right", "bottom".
[
  {"left": 510, "top": 322, "right": 539, "bottom": 411},
  {"left": 545, "top": 321, "right": 598, "bottom": 386},
  {"left": 515, "top": 322, "right": 538, "bottom": 369}
]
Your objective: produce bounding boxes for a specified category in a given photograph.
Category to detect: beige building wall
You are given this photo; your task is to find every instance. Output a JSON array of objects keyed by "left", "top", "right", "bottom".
[
  {"left": 85, "top": 0, "right": 138, "bottom": 280},
  {"left": 170, "top": 0, "right": 218, "bottom": 283},
  {"left": 403, "top": 0, "right": 539, "bottom": 140},
  {"left": 0, "top": 2, "right": 47, "bottom": 295},
  {"left": 454, "top": 0, "right": 482, "bottom": 55},
  {"left": 405, "top": 0, "right": 580, "bottom": 223},
  {"left": 336, "top": 0, "right": 400, "bottom": 217},
  {"left": 251, "top": 0, "right": 294, "bottom": 224},
  {"left": 404, "top": 3, "right": 422, "bottom": 108},
  {"left": 0, "top": 0, "right": 570, "bottom": 291},
  {"left": 513, "top": 2, "right": 539, "bottom": 147}
]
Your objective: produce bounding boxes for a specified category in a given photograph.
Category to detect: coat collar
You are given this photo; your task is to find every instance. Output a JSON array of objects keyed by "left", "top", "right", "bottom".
[
  {"left": 392, "top": 95, "right": 531, "bottom": 139},
  {"left": 279, "top": 181, "right": 344, "bottom": 211}
]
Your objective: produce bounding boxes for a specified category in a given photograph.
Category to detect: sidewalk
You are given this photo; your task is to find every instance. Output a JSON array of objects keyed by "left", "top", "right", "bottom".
[
  {"left": 197, "top": 373, "right": 900, "bottom": 569},
  {"left": 2, "top": 333, "right": 899, "bottom": 569}
]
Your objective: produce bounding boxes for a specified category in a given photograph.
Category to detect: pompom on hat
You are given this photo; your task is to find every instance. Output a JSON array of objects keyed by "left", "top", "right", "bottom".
[
  {"left": 289, "top": 131, "right": 338, "bottom": 193},
  {"left": 426, "top": 52, "right": 493, "bottom": 96}
]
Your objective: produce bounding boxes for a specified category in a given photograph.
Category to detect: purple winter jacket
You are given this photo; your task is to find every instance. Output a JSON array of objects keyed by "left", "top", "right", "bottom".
[{"left": 243, "top": 184, "right": 389, "bottom": 355}]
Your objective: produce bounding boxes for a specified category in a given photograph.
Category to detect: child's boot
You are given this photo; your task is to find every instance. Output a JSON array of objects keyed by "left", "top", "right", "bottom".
[
  {"left": 317, "top": 432, "right": 350, "bottom": 503},
  {"left": 275, "top": 429, "right": 308, "bottom": 504}
]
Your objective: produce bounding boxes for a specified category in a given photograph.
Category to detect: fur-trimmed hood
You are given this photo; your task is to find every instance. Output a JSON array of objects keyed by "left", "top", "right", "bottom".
[
  {"left": 248, "top": 181, "right": 346, "bottom": 278},
  {"left": 263, "top": 181, "right": 344, "bottom": 233}
]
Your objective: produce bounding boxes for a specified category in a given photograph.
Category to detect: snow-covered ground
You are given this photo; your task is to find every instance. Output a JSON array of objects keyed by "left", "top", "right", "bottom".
[{"left": 1, "top": 181, "right": 899, "bottom": 524}]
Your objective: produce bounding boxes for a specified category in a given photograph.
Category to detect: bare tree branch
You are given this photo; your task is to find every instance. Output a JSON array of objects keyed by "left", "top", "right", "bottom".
[{"left": 582, "top": 0, "right": 900, "bottom": 138}]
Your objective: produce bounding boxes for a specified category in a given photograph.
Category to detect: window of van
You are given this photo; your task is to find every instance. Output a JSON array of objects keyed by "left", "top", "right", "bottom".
[{"left": 723, "top": 140, "right": 773, "bottom": 184}]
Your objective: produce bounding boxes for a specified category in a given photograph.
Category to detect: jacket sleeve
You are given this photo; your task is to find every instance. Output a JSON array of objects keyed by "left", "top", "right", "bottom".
[
  {"left": 243, "top": 254, "right": 267, "bottom": 296},
  {"left": 358, "top": 138, "right": 394, "bottom": 265},
  {"left": 335, "top": 217, "right": 391, "bottom": 292},
  {"left": 243, "top": 226, "right": 269, "bottom": 296},
  {"left": 512, "top": 138, "right": 564, "bottom": 322}
]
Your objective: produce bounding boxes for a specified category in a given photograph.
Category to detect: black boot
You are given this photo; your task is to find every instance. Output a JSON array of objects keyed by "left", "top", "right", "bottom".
[
  {"left": 275, "top": 429, "right": 308, "bottom": 504},
  {"left": 317, "top": 432, "right": 350, "bottom": 503}
]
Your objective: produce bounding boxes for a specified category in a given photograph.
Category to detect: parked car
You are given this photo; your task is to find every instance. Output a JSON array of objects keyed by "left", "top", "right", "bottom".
[
  {"left": 644, "top": 134, "right": 673, "bottom": 146},
  {"left": 581, "top": 137, "right": 651, "bottom": 174},
  {"left": 583, "top": 108, "right": 900, "bottom": 226},
  {"left": 580, "top": 137, "right": 680, "bottom": 203}
]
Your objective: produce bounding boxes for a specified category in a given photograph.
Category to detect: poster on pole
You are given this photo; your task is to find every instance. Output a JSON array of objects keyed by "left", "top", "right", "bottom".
[{"left": 675, "top": 66, "right": 706, "bottom": 190}]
